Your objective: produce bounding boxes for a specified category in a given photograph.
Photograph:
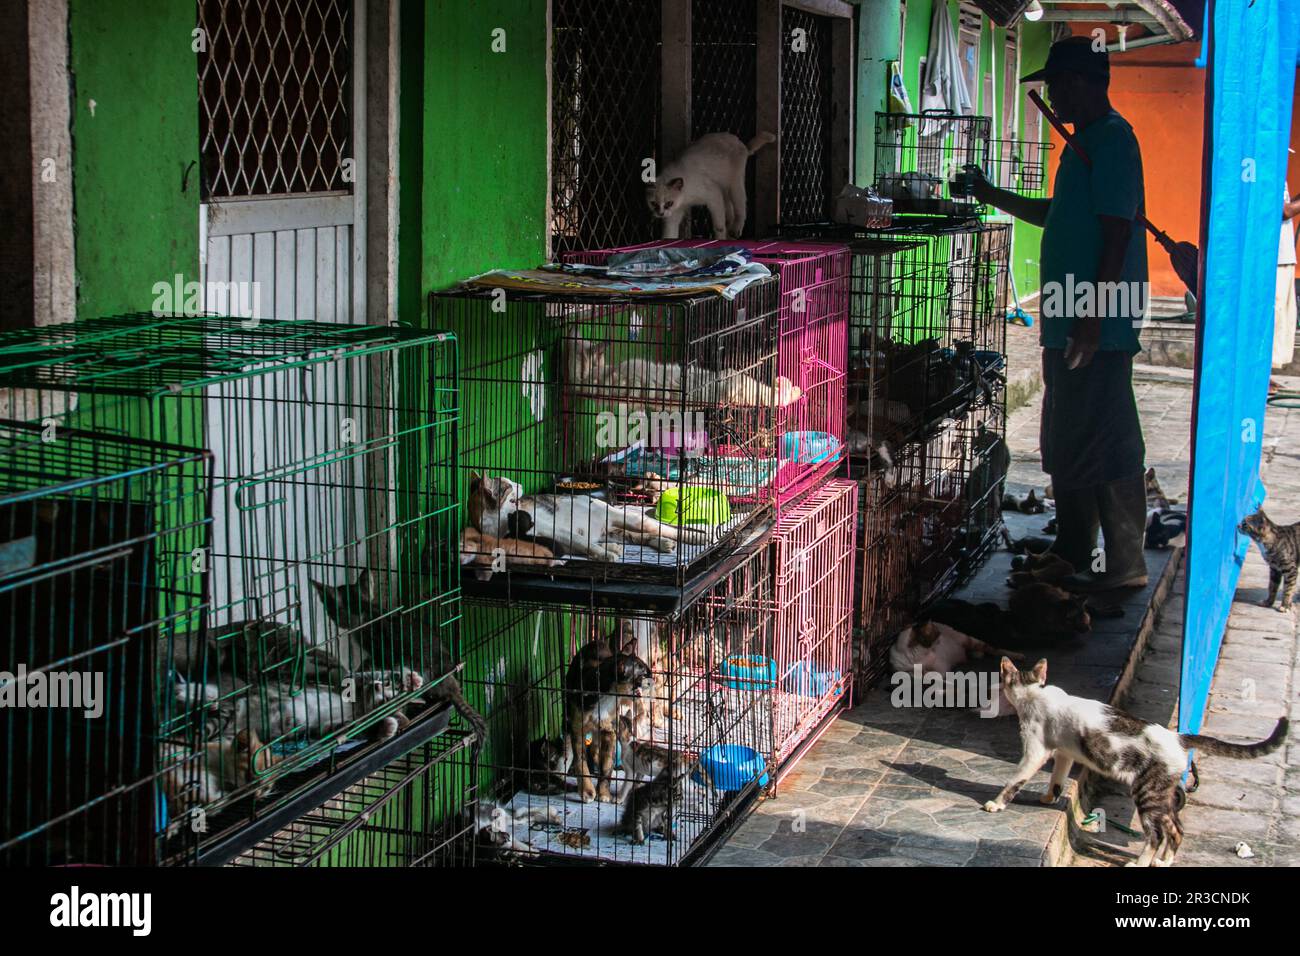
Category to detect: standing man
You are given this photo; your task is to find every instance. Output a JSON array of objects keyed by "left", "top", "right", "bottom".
[
  {"left": 973, "top": 36, "right": 1149, "bottom": 591},
  {"left": 1274, "top": 179, "right": 1300, "bottom": 369}
]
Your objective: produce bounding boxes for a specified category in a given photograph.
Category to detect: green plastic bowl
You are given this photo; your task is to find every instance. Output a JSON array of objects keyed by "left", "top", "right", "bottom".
[{"left": 655, "top": 486, "right": 731, "bottom": 526}]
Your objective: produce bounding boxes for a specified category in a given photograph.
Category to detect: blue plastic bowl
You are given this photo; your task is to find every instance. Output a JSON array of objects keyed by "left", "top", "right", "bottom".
[
  {"left": 720, "top": 654, "right": 777, "bottom": 690},
  {"left": 784, "top": 662, "right": 843, "bottom": 698},
  {"left": 780, "top": 431, "right": 842, "bottom": 465},
  {"left": 693, "top": 744, "right": 769, "bottom": 792}
]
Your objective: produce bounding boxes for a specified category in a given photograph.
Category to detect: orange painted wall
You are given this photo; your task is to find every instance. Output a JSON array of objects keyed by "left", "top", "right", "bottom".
[{"left": 1043, "top": 42, "right": 1205, "bottom": 298}]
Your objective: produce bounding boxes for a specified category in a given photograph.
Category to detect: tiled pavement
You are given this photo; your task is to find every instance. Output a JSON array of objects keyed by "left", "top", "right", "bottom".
[
  {"left": 1074, "top": 378, "right": 1300, "bottom": 867},
  {"left": 710, "top": 371, "right": 1198, "bottom": 867}
]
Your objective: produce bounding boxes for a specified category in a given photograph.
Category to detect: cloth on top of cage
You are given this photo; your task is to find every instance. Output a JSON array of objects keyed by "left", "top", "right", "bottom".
[
  {"left": 590, "top": 246, "right": 755, "bottom": 279},
  {"left": 466, "top": 256, "right": 771, "bottom": 300},
  {"left": 919, "top": 0, "right": 973, "bottom": 138}
]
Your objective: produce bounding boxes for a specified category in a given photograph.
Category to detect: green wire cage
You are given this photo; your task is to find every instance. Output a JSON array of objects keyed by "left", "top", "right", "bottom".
[{"left": 0, "top": 314, "right": 469, "bottom": 865}]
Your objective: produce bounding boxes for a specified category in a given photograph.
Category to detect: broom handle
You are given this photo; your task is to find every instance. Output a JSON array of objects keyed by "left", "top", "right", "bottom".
[{"left": 1027, "top": 89, "right": 1175, "bottom": 249}]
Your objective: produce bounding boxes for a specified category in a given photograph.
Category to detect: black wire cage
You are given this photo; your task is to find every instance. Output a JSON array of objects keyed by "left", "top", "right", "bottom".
[
  {"left": 987, "top": 137, "right": 1054, "bottom": 198},
  {"left": 228, "top": 731, "right": 479, "bottom": 867},
  {"left": 875, "top": 112, "right": 993, "bottom": 216},
  {"left": 430, "top": 279, "right": 784, "bottom": 588},
  {"left": 0, "top": 315, "right": 467, "bottom": 864},
  {"left": 0, "top": 421, "right": 210, "bottom": 866},
  {"left": 551, "top": 0, "right": 663, "bottom": 255},
  {"left": 460, "top": 532, "right": 774, "bottom": 867}
]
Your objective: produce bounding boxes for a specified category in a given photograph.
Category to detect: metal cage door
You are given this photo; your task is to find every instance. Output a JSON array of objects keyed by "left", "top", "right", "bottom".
[{"left": 195, "top": 0, "right": 370, "bottom": 636}]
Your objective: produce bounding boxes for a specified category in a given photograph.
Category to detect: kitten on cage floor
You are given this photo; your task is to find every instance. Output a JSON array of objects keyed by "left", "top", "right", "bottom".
[
  {"left": 567, "top": 336, "right": 801, "bottom": 410},
  {"left": 470, "top": 472, "right": 710, "bottom": 562},
  {"left": 158, "top": 729, "right": 279, "bottom": 835},
  {"left": 645, "top": 131, "right": 774, "bottom": 239},
  {"left": 987, "top": 657, "right": 1288, "bottom": 867}
]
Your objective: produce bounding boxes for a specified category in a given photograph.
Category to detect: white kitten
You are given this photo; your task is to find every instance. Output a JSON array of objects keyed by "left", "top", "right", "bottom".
[{"left": 646, "top": 132, "right": 775, "bottom": 239}]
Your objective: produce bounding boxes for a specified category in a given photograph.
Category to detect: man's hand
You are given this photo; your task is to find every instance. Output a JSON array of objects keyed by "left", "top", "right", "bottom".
[
  {"left": 1065, "top": 316, "right": 1101, "bottom": 370},
  {"left": 966, "top": 165, "right": 994, "bottom": 204}
]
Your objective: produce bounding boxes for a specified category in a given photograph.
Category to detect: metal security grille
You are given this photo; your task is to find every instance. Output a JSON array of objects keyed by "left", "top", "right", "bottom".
[
  {"left": 551, "top": 0, "right": 662, "bottom": 254},
  {"left": 690, "top": 0, "right": 757, "bottom": 236},
  {"left": 198, "top": 0, "right": 353, "bottom": 199},
  {"left": 779, "top": 5, "right": 833, "bottom": 225}
]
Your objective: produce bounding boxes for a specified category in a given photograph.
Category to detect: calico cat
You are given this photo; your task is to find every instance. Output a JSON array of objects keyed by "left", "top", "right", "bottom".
[
  {"left": 564, "top": 638, "right": 653, "bottom": 803},
  {"left": 460, "top": 525, "right": 565, "bottom": 580},
  {"left": 986, "top": 657, "right": 1289, "bottom": 867},
  {"left": 889, "top": 620, "right": 1024, "bottom": 674},
  {"left": 311, "top": 572, "right": 489, "bottom": 746},
  {"left": 566, "top": 337, "right": 800, "bottom": 410},
  {"left": 469, "top": 473, "right": 708, "bottom": 562},
  {"left": 1238, "top": 507, "right": 1300, "bottom": 611},
  {"left": 158, "top": 729, "right": 279, "bottom": 833},
  {"left": 619, "top": 755, "right": 696, "bottom": 845},
  {"left": 646, "top": 131, "right": 774, "bottom": 239}
]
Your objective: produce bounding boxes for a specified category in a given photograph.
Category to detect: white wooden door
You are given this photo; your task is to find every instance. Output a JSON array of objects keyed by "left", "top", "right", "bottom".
[{"left": 196, "top": 0, "right": 368, "bottom": 635}]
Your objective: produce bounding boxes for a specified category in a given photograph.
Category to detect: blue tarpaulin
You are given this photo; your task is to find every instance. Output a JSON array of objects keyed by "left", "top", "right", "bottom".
[{"left": 1181, "top": 0, "right": 1300, "bottom": 733}]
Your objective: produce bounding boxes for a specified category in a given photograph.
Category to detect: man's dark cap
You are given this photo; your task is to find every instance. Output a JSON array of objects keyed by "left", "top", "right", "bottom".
[{"left": 1021, "top": 36, "right": 1110, "bottom": 83}]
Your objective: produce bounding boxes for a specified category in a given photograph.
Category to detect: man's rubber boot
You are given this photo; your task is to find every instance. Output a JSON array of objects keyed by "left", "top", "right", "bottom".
[
  {"left": 1046, "top": 483, "right": 1100, "bottom": 572},
  {"left": 1063, "top": 472, "right": 1149, "bottom": 592}
]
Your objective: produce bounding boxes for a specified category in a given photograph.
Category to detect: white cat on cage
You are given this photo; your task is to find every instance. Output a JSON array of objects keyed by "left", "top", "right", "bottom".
[{"left": 645, "top": 132, "right": 775, "bottom": 240}]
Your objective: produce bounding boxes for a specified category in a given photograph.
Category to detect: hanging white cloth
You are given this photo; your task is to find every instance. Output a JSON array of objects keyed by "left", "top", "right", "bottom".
[{"left": 919, "top": 0, "right": 973, "bottom": 138}]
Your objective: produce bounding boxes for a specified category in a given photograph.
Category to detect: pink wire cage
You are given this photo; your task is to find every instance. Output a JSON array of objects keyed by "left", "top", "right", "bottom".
[
  {"left": 561, "top": 239, "right": 850, "bottom": 513},
  {"left": 768, "top": 478, "right": 858, "bottom": 773}
]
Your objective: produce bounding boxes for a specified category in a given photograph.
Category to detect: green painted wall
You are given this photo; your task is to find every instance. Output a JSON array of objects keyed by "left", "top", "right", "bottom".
[
  {"left": 1012, "top": 20, "right": 1052, "bottom": 298},
  {"left": 420, "top": 0, "right": 549, "bottom": 294},
  {"left": 68, "top": 0, "right": 200, "bottom": 319}
]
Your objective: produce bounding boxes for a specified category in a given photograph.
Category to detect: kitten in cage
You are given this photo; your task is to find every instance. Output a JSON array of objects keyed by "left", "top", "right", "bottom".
[
  {"left": 158, "top": 728, "right": 279, "bottom": 835},
  {"left": 470, "top": 473, "right": 712, "bottom": 562},
  {"left": 240, "top": 666, "right": 426, "bottom": 743},
  {"left": 564, "top": 637, "right": 653, "bottom": 803},
  {"left": 460, "top": 525, "right": 565, "bottom": 580},
  {"left": 619, "top": 753, "right": 697, "bottom": 845},
  {"left": 567, "top": 336, "right": 801, "bottom": 410},
  {"left": 646, "top": 131, "right": 774, "bottom": 239}
]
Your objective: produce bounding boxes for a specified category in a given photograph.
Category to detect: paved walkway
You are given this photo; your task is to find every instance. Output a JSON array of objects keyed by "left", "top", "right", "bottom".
[
  {"left": 1071, "top": 380, "right": 1300, "bottom": 867},
  {"left": 711, "top": 371, "right": 1198, "bottom": 867}
]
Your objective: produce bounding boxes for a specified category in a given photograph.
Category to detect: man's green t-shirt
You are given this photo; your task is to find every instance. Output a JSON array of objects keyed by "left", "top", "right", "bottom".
[{"left": 1039, "top": 110, "right": 1148, "bottom": 354}]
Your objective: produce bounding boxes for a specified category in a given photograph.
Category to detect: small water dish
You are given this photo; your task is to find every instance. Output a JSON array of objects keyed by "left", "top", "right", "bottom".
[
  {"left": 784, "top": 662, "right": 843, "bottom": 698},
  {"left": 720, "top": 654, "right": 777, "bottom": 690},
  {"left": 655, "top": 486, "right": 731, "bottom": 526},
  {"left": 693, "top": 744, "right": 769, "bottom": 792}
]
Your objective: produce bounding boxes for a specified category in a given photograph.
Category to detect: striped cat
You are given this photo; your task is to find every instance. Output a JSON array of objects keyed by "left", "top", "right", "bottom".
[{"left": 1239, "top": 508, "right": 1300, "bottom": 611}]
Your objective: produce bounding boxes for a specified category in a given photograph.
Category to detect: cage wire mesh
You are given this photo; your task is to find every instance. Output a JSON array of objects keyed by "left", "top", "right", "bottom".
[
  {"left": 874, "top": 112, "right": 992, "bottom": 216},
  {"left": 779, "top": 5, "right": 834, "bottom": 225},
  {"left": 770, "top": 479, "right": 856, "bottom": 768},
  {"left": 551, "top": 0, "right": 663, "bottom": 255},
  {"left": 0, "top": 421, "right": 211, "bottom": 866},
  {"left": 228, "top": 731, "right": 479, "bottom": 866},
  {"left": 778, "top": 217, "right": 1011, "bottom": 685},
  {"left": 431, "top": 280, "right": 782, "bottom": 587},
  {"left": 563, "top": 239, "right": 849, "bottom": 511},
  {"left": 987, "top": 138, "right": 1054, "bottom": 197},
  {"left": 460, "top": 536, "right": 774, "bottom": 867},
  {"left": 0, "top": 315, "right": 466, "bottom": 863},
  {"left": 198, "top": 0, "right": 353, "bottom": 200},
  {"left": 690, "top": 0, "right": 758, "bottom": 238}
]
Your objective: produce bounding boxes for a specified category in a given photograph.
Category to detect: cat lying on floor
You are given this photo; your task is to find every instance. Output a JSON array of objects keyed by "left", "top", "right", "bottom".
[
  {"left": 470, "top": 472, "right": 709, "bottom": 562},
  {"left": 460, "top": 525, "right": 565, "bottom": 579},
  {"left": 645, "top": 131, "right": 774, "bottom": 239},
  {"left": 158, "top": 729, "right": 279, "bottom": 834},
  {"left": 985, "top": 657, "right": 1289, "bottom": 867},
  {"left": 926, "top": 582, "right": 1095, "bottom": 648},
  {"left": 566, "top": 336, "right": 801, "bottom": 410}
]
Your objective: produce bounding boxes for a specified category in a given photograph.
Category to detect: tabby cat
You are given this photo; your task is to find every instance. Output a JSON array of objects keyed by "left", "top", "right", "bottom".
[{"left": 1239, "top": 508, "right": 1300, "bottom": 611}]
